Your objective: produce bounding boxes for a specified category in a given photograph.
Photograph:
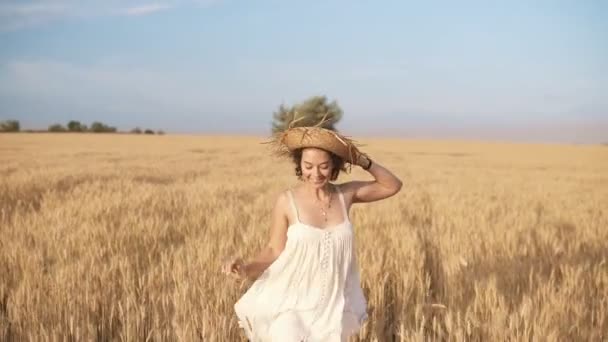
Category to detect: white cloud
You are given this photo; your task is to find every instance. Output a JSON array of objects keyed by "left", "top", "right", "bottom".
[
  {"left": 122, "top": 4, "right": 173, "bottom": 16},
  {"left": 0, "top": 0, "right": 222, "bottom": 31},
  {"left": 0, "top": 1, "right": 72, "bottom": 31},
  {"left": 0, "top": 3, "right": 69, "bottom": 16}
]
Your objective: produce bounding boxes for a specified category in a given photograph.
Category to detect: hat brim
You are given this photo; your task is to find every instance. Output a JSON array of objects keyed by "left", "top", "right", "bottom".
[{"left": 264, "top": 126, "right": 362, "bottom": 164}]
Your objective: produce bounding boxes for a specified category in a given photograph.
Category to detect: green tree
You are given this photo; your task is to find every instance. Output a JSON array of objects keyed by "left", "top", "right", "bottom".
[
  {"left": 0, "top": 120, "right": 20, "bottom": 132},
  {"left": 67, "top": 120, "right": 84, "bottom": 132},
  {"left": 90, "top": 122, "right": 105, "bottom": 132},
  {"left": 90, "top": 121, "right": 117, "bottom": 133},
  {"left": 131, "top": 127, "right": 142, "bottom": 134},
  {"left": 48, "top": 123, "right": 66, "bottom": 132},
  {"left": 271, "top": 95, "right": 343, "bottom": 134},
  {"left": 144, "top": 129, "right": 155, "bottom": 134}
]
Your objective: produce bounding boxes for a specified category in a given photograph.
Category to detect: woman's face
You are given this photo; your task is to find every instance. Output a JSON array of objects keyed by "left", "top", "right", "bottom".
[{"left": 301, "top": 148, "right": 333, "bottom": 187}]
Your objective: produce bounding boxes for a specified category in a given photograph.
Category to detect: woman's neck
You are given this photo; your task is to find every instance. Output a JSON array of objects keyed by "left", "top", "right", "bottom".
[{"left": 303, "top": 182, "right": 333, "bottom": 200}]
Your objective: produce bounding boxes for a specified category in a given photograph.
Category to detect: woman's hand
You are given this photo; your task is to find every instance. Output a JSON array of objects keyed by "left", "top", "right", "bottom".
[
  {"left": 222, "top": 256, "right": 248, "bottom": 280},
  {"left": 355, "top": 151, "right": 372, "bottom": 170}
]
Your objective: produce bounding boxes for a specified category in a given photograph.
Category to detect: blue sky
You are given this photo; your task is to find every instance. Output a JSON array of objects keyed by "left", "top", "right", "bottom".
[{"left": 0, "top": 0, "right": 606, "bottom": 143}]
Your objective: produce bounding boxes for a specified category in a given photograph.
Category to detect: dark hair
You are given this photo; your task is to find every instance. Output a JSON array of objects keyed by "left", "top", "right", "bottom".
[{"left": 291, "top": 148, "right": 346, "bottom": 181}]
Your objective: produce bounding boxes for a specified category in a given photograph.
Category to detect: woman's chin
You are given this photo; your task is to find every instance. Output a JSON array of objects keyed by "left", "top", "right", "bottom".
[{"left": 308, "top": 180, "right": 328, "bottom": 187}]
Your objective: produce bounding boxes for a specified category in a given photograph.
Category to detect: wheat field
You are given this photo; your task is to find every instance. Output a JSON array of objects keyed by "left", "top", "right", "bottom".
[{"left": 0, "top": 133, "right": 606, "bottom": 341}]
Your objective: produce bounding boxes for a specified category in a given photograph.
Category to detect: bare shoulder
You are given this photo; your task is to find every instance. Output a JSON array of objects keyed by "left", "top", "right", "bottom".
[
  {"left": 272, "top": 188, "right": 296, "bottom": 222},
  {"left": 267, "top": 189, "right": 291, "bottom": 232},
  {"left": 265, "top": 190, "right": 291, "bottom": 252},
  {"left": 335, "top": 182, "right": 361, "bottom": 208},
  {"left": 273, "top": 189, "right": 290, "bottom": 212}
]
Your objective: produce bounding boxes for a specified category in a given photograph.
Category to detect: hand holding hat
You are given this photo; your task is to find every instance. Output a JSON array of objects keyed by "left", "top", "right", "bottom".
[{"left": 355, "top": 152, "right": 373, "bottom": 170}]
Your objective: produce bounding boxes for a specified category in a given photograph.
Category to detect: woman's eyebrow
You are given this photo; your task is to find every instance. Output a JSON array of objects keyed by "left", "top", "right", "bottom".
[{"left": 303, "top": 161, "right": 329, "bottom": 165}]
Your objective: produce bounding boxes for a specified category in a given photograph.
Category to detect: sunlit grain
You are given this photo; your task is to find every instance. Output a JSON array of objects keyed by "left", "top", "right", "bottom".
[{"left": 1, "top": 133, "right": 606, "bottom": 341}]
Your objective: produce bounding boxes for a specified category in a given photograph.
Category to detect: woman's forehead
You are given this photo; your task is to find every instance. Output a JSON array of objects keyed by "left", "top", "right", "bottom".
[{"left": 302, "top": 148, "right": 331, "bottom": 161}]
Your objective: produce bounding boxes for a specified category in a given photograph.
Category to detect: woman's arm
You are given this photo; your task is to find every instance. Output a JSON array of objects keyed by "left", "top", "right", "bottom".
[
  {"left": 343, "top": 156, "right": 403, "bottom": 204},
  {"left": 239, "top": 192, "right": 289, "bottom": 280}
]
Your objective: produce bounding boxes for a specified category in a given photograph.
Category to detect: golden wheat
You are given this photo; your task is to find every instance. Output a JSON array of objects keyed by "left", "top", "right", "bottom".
[{"left": 1, "top": 133, "right": 606, "bottom": 341}]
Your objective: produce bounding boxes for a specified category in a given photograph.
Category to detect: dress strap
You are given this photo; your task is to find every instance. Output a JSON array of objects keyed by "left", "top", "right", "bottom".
[
  {"left": 335, "top": 184, "right": 349, "bottom": 223},
  {"left": 287, "top": 189, "right": 300, "bottom": 223}
]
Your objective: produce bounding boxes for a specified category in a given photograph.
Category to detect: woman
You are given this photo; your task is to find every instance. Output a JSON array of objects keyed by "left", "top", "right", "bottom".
[{"left": 222, "top": 125, "right": 402, "bottom": 341}]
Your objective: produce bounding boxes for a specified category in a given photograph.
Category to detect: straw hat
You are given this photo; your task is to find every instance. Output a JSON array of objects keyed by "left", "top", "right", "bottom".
[{"left": 263, "top": 113, "right": 370, "bottom": 168}]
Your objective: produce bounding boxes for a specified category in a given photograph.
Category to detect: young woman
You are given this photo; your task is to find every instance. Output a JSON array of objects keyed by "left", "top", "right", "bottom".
[{"left": 222, "top": 126, "right": 402, "bottom": 341}]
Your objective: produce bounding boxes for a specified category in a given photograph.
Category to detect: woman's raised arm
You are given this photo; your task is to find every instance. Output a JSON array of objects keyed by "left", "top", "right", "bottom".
[{"left": 343, "top": 159, "right": 402, "bottom": 204}]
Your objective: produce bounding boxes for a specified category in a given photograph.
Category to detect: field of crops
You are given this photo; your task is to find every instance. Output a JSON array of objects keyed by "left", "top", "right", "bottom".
[{"left": 1, "top": 133, "right": 606, "bottom": 341}]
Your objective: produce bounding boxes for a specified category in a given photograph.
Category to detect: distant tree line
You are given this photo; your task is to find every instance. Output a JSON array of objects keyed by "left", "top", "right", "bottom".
[
  {"left": 0, "top": 120, "right": 20, "bottom": 132},
  {"left": 0, "top": 119, "right": 164, "bottom": 135}
]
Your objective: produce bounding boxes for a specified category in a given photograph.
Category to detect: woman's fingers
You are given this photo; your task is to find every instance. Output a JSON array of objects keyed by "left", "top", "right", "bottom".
[
  {"left": 221, "top": 257, "right": 234, "bottom": 274},
  {"left": 230, "top": 258, "right": 242, "bottom": 272},
  {"left": 221, "top": 256, "right": 244, "bottom": 279}
]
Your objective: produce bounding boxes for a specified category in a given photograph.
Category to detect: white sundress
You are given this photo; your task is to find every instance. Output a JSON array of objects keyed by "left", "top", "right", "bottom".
[{"left": 234, "top": 185, "right": 368, "bottom": 341}]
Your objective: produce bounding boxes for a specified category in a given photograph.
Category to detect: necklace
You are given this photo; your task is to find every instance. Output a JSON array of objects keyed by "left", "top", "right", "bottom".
[{"left": 315, "top": 188, "right": 333, "bottom": 222}]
